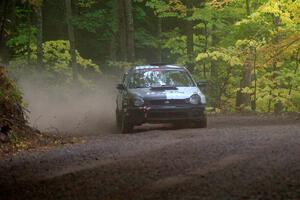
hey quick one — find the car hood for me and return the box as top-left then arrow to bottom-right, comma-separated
128,87 -> 206,103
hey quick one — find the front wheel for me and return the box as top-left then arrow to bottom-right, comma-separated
120,115 -> 134,133
116,109 -> 122,129
192,117 -> 207,128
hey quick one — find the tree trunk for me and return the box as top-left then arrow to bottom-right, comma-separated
124,0 -> 135,62
65,0 -> 78,81
117,0 -> 135,62
110,35 -> 117,61
0,0 -> 9,64
236,0 -> 252,111
36,5 -> 43,68
118,0 -> 127,61
246,0 -> 250,16
0,0 -> 8,43
186,0 -> 194,72
157,17 -> 162,62
9,0 -> 16,31
109,0 -> 118,61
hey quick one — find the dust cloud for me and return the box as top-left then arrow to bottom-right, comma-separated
18,76 -> 119,136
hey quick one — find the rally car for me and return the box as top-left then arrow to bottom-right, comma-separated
116,64 -> 207,133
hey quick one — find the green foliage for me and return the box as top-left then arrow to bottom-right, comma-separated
135,28 -> 159,48
9,40 -> 100,85
6,25 -> 37,55
72,10 -> 107,33
161,28 -> 187,59
196,48 -> 242,67
77,0 -> 97,8
4,0 -> 300,113
26,0 -> 43,7
0,68 -> 24,128
193,0 -> 300,112
41,40 -> 100,73
291,93 -> 300,109
8,131 -> 20,144
0,70 -> 23,106
146,0 -> 187,18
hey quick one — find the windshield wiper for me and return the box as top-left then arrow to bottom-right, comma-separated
150,86 -> 178,90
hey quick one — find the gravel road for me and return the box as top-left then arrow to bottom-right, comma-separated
0,115 -> 300,200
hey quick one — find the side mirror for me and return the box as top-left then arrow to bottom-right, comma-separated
117,83 -> 126,90
196,80 -> 208,87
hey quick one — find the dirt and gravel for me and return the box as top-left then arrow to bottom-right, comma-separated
0,115 -> 300,200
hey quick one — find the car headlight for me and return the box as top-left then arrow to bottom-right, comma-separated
133,97 -> 144,107
189,94 -> 201,105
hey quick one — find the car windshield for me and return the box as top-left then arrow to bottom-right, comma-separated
128,69 -> 195,88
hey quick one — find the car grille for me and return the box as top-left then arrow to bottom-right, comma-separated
147,99 -> 187,106
147,110 -> 187,119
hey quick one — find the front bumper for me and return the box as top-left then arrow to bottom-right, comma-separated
124,104 -> 206,124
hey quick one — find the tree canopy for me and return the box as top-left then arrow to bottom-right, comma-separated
0,0 -> 299,112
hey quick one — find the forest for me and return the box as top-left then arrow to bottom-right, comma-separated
0,0 -> 300,113
1,1 -> 300,198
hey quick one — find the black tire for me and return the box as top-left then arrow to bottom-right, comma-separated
116,109 -> 122,129
198,117 -> 207,128
120,115 -> 134,133
192,116 -> 207,128
173,121 -> 188,129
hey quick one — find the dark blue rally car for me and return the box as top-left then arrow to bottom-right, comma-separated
116,64 -> 207,133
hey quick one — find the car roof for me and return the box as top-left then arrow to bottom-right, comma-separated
131,64 -> 185,71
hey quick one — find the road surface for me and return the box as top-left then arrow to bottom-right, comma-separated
0,115 -> 300,200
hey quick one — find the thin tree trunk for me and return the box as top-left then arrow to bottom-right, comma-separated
240,56 -> 252,106
124,0 -> 135,62
252,47 -> 257,111
36,5 -> 43,68
65,0 -> 78,81
273,16 -> 283,114
210,23 -> 219,108
203,21 -> 208,78
26,3 -> 32,65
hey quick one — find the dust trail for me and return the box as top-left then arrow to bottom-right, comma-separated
18,76 -> 119,135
